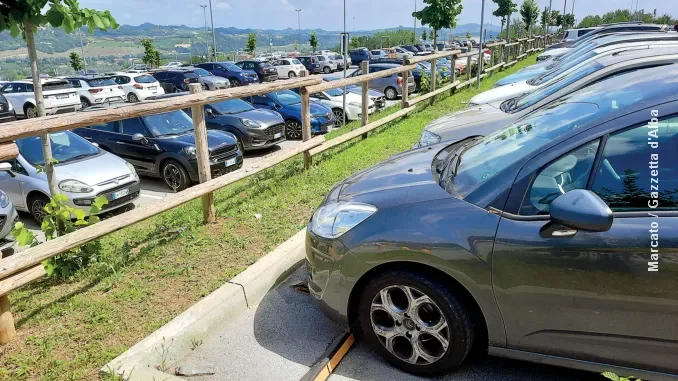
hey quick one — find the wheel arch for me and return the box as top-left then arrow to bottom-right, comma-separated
26,189 -> 50,207
347,261 -> 489,355
22,101 -> 36,114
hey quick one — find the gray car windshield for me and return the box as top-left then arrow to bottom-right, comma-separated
18,131 -> 99,166
194,69 -> 211,77
531,51 -> 597,85
326,88 -> 344,96
143,110 -> 194,137
212,99 -> 255,114
273,90 -> 301,106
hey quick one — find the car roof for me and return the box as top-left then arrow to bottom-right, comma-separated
594,46 -> 678,67
583,31 -> 677,46
66,75 -> 112,80
369,63 -> 400,68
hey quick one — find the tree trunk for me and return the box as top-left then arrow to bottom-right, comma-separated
24,17 -> 59,198
433,29 -> 437,51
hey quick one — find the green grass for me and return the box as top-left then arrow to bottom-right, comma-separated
0,57 -> 537,381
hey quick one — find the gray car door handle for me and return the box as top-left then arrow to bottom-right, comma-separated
552,230 -> 577,237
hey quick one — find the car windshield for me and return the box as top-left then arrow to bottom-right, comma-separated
291,59 -> 302,65
211,99 -> 255,114
326,88 -> 344,96
17,131 -> 99,166
511,62 -> 603,112
134,75 -> 156,83
194,69 -> 211,77
420,61 -> 431,69
530,51 -> 597,85
86,77 -> 116,86
272,90 -> 301,105
142,110 -> 194,137
224,63 -> 241,71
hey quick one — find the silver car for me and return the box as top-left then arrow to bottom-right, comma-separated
0,131 -> 140,222
0,186 -> 19,255
187,67 -> 230,90
346,63 -> 416,100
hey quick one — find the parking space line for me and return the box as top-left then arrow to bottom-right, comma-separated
301,332 -> 355,381
139,193 -> 165,200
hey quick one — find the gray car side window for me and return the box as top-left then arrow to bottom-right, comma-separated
520,139 -> 601,216
121,118 -> 148,137
12,159 -> 28,176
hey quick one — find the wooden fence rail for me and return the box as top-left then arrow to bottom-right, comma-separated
0,35 -> 550,343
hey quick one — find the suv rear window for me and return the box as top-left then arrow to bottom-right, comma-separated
134,75 -> 156,83
183,73 -> 199,79
86,78 -> 116,86
42,81 -> 72,91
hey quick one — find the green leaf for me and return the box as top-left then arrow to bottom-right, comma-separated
46,7 -> 65,27
91,13 -> 105,30
43,261 -> 55,276
93,195 -> 108,209
15,228 -> 36,247
88,215 -> 100,224
9,22 -> 21,38
73,209 -> 86,220
602,372 -> 621,381
62,15 -> 75,33
74,220 -> 89,226
53,193 -> 68,203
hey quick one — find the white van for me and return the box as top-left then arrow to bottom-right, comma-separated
0,79 -> 80,118
561,27 -> 599,42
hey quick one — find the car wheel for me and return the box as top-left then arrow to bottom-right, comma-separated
80,97 -> 92,109
235,136 -> 245,152
161,159 -> 191,192
284,120 -> 303,140
24,104 -> 37,119
230,79 -> 241,87
174,86 -> 183,93
202,83 -> 208,90
384,87 -> 398,100
288,71 -> 297,78
358,270 -> 474,376
128,93 -> 139,102
323,66 -> 331,74
332,108 -> 346,126
29,193 -> 51,223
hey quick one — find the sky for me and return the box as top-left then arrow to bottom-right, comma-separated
79,0 -> 675,31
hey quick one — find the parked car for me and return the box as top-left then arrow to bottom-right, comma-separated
242,90 -> 335,140
317,55 -> 338,74
195,62 -> 259,87
329,54 -> 346,71
73,105 -> 243,191
306,64 -> 678,379
417,49 -> 678,148
0,186 -> 18,255
391,46 -> 411,59
65,76 -> 126,109
322,77 -> 386,111
370,50 -> 388,60
0,94 -> 15,123
350,48 -> 372,66
152,69 -> 200,93
183,67 -> 229,90
347,63 -> 415,100
235,61 -> 279,83
110,72 -> 165,102
298,56 -> 323,74
270,58 -> 306,78
159,61 -> 183,68
544,22 -> 670,52
0,130 -> 139,222
370,58 -> 430,91
156,94 -> 286,151
292,86 -> 375,126
561,27 -> 600,42
0,79 -> 80,118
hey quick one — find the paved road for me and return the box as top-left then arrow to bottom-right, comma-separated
172,267 -> 598,381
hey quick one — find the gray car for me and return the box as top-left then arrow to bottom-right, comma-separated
347,63 -> 416,100
0,131 -> 140,222
0,184 -> 18,255
306,65 -> 678,379
185,67 -> 230,90
418,49 -> 678,148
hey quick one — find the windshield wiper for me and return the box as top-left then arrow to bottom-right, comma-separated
161,129 -> 193,137
62,153 -> 96,163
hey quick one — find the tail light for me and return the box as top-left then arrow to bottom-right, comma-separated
134,84 -> 144,89
88,88 -> 103,93
184,78 -> 190,84
397,77 -> 403,86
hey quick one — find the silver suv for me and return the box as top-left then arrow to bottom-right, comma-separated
347,63 -> 416,100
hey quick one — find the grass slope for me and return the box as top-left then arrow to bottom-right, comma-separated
0,57 -> 537,381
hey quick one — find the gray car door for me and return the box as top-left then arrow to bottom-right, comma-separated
0,159 -> 30,209
491,108 -> 678,373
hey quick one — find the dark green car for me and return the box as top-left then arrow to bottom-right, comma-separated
306,65 -> 678,378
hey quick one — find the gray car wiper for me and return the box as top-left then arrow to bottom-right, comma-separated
61,153 -> 96,163
160,129 -> 193,137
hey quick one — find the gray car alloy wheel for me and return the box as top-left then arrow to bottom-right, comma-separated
370,285 -> 450,365
25,105 -> 37,119
288,71 -> 297,78
285,120 -> 303,139
163,162 -> 184,190
31,197 -> 48,223
323,66 -> 331,74
230,79 -> 241,87
332,109 -> 345,126
384,87 -> 398,100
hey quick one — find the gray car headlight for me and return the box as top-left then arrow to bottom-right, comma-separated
241,118 -> 261,128
418,130 -> 441,147
0,190 -> 9,208
125,161 -> 137,176
310,202 -> 377,239
183,146 -> 197,158
59,179 -> 94,193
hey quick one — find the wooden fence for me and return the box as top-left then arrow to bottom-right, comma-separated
0,35 -> 549,343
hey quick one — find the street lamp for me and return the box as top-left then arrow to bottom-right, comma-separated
296,9 -> 302,53
78,29 -> 88,73
477,0 -> 485,88
208,0 -> 217,61
413,0 -> 417,44
201,5 -> 209,59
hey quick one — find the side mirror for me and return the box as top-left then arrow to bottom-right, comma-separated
267,101 -> 278,109
132,133 -> 148,144
0,162 -> 15,177
205,108 -> 215,118
549,190 -> 613,232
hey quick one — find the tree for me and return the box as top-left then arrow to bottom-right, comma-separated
541,7 -> 551,31
520,0 -> 539,36
309,31 -> 318,54
0,0 -> 118,197
562,13 -> 575,28
68,51 -> 83,72
140,38 -> 160,68
245,33 -> 257,56
465,31 -> 471,39
551,10 -> 562,30
412,0 -> 463,50
492,0 -> 517,40
421,30 -> 428,41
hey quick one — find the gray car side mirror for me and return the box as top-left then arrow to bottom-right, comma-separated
0,162 -> 15,177
132,133 -> 149,144
549,190 -> 613,232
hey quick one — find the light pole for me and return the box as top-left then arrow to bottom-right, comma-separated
477,0 -> 485,88
342,0 -> 347,126
201,5 -> 209,59
296,9 -> 302,52
548,0 -> 553,33
78,29 -> 87,73
208,0 -> 217,61
414,0 -> 417,44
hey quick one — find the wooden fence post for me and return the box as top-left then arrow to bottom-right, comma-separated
467,54 -> 472,81
361,60 -> 370,139
450,53 -> 457,95
188,83 -> 215,224
401,55 -> 410,109
0,294 -> 15,345
430,55 -> 437,105
300,71 -> 312,169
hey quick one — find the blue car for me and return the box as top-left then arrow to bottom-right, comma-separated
195,62 -> 258,87
243,89 -> 335,140
349,47 -> 372,66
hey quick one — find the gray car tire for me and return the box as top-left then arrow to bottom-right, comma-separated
29,193 -> 50,223
284,120 -> 303,140
358,270 -> 474,376
323,66 -> 331,74
161,159 -> 191,192
384,87 -> 398,100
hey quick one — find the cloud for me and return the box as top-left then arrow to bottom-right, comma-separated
215,1 -> 230,9
280,0 -> 295,11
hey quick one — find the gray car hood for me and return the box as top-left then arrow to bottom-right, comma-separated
228,108 -> 283,127
424,102 -> 517,143
54,151 -> 133,186
201,75 -> 227,84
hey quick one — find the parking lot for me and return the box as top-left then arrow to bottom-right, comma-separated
172,267 -> 597,381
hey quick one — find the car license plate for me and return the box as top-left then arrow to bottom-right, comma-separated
111,188 -> 130,200
225,157 -> 237,167
274,132 -> 282,139
56,94 -> 69,99
148,86 -> 157,90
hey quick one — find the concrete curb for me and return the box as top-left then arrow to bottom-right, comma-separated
102,228 -> 307,380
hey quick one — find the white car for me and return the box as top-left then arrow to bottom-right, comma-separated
160,62 -> 183,68
392,47 -> 410,59
271,58 -> 306,78
0,79 -> 80,118
110,72 -> 165,102
309,87 -> 375,126
65,76 -> 126,109
317,55 -> 338,73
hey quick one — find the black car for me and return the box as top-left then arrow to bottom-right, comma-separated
73,105 -> 243,191
235,61 -> 279,83
0,94 -> 16,123
152,70 -> 200,93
